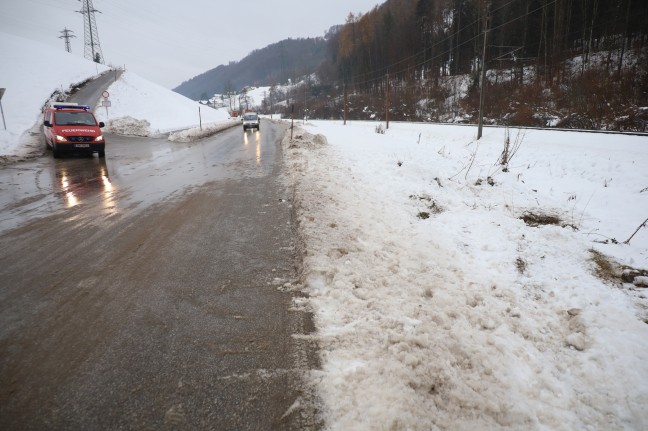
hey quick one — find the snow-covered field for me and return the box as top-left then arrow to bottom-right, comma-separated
2,28 -> 648,430
285,121 -> 648,430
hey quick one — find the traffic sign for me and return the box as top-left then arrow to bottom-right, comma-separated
101,100 -> 111,107
102,90 -> 110,98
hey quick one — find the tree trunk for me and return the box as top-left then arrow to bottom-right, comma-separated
618,0 -> 633,75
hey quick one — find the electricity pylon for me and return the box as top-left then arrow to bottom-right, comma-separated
77,0 -> 104,64
59,28 -> 76,53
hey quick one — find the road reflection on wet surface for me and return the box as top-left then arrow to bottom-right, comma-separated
243,129 -> 263,165
54,158 -> 114,208
0,123 -> 283,233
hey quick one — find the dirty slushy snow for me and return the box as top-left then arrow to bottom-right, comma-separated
285,121 -> 648,430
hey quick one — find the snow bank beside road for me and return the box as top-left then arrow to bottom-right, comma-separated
0,32 -> 109,159
97,71 -> 231,136
168,120 -> 240,142
286,121 -> 648,430
105,116 -> 152,137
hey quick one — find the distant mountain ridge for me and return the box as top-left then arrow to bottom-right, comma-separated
173,37 -> 328,100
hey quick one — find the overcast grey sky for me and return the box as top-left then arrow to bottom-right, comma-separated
0,0 -> 381,88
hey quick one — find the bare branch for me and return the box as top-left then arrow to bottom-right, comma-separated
624,217 -> 648,245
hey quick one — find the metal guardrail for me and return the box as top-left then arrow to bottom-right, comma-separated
378,119 -> 648,137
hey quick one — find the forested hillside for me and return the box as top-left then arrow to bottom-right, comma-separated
173,37 -> 329,100
282,0 -> 648,131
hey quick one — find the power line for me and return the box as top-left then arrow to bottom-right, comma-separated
59,28 -> 76,53
77,0 -> 104,64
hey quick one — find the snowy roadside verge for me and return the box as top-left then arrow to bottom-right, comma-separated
283,123 -> 648,430
168,120 -> 240,142
103,116 -> 239,141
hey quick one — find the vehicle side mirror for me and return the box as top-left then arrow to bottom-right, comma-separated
44,120 -> 51,127
99,122 -> 105,128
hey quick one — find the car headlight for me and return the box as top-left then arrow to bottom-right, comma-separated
55,135 -> 67,142
94,135 -> 104,142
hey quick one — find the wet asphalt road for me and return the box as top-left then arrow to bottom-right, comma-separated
0,122 -> 320,430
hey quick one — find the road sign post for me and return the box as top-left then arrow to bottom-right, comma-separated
101,90 -> 111,119
0,88 -> 6,130
101,99 -> 111,118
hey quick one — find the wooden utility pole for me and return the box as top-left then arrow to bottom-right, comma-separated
477,3 -> 490,140
0,88 -> 6,130
344,84 -> 348,125
385,73 -> 390,130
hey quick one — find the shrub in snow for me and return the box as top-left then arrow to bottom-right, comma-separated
497,127 -> 525,172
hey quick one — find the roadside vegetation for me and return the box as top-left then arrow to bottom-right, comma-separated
267,0 -> 647,132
